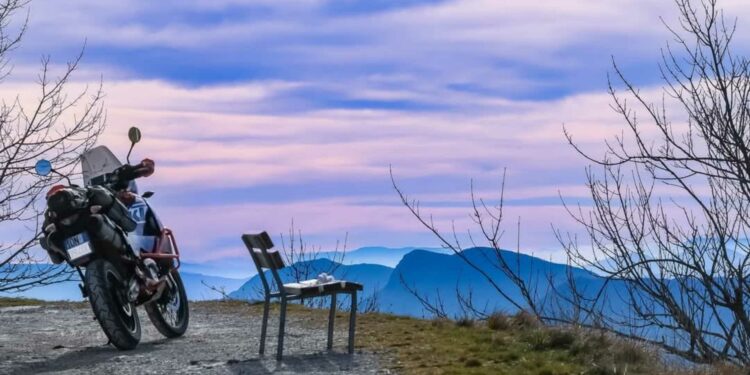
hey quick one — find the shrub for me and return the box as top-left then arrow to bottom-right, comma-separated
455,316 -> 475,328
523,328 -> 577,351
524,329 -> 550,351
464,358 -> 482,367
546,329 -> 576,350
431,317 -> 450,328
569,331 -> 610,359
487,312 -> 512,331
611,340 -> 647,364
512,310 -> 541,329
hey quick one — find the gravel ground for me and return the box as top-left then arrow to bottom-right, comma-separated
0,302 -> 388,374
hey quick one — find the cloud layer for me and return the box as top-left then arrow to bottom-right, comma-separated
4,0 -> 750,262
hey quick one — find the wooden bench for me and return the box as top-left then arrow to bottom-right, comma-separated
242,232 -> 363,360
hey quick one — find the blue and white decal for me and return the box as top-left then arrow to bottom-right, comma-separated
126,200 -> 156,253
128,203 -> 148,223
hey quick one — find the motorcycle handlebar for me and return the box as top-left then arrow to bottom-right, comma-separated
115,158 -> 155,182
107,158 -> 155,190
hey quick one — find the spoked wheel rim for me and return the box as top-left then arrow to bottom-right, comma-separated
106,269 -> 138,334
157,274 -> 187,329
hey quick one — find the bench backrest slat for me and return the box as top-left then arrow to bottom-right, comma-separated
252,250 -> 285,270
241,232 -> 285,295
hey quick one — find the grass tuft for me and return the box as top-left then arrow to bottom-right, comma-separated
455,316 -> 475,328
486,312 -> 512,331
546,329 -> 577,350
511,310 -> 541,329
430,317 -> 450,328
464,358 -> 482,367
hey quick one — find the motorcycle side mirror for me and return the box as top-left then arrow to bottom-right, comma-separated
35,159 -> 52,176
126,126 -> 142,164
128,127 -> 142,144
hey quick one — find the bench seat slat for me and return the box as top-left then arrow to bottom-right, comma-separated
283,279 -> 363,297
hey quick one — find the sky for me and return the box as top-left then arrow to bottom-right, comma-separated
4,0 -> 750,264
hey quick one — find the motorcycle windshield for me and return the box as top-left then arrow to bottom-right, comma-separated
80,146 -> 138,192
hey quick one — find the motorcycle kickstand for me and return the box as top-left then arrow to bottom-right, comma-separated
75,266 -> 89,299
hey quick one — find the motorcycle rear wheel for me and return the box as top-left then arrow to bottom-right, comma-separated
86,259 -> 142,350
145,269 -> 189,338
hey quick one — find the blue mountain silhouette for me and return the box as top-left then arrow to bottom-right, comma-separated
319,246 -> 450,267
0,264 -> 249,301
377,247 -> 594,317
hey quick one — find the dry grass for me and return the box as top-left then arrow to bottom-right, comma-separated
486,312 -> 512,331
511,310 -> 541,329
0,297 -> 45,307
356,311 -> 641,375
455,316 -> 476,328
353,308 -> 746,375
153,300 -> 750,374
659,362 -> 746,375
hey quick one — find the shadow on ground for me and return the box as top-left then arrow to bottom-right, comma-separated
7,339 -> 171,375
226,352 -> 360,374
9,343 -> 365,375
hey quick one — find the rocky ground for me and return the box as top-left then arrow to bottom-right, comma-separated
0,301 -> 388,374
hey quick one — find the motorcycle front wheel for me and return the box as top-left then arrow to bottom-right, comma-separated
85,258 -> 142,350
145,269 -> 189,338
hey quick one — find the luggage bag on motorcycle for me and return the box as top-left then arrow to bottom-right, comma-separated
47,186 -> 88,218
87,186 -> 137,232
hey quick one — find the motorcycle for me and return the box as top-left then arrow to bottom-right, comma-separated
36,126 -> 189,350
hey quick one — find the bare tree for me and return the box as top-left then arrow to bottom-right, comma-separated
560,0 -> 750,365
0,0 -> 105,293
278,220 -> 349,309
279,219 -> 347,288
399,272 -> 490,320
390,168 -> 550,320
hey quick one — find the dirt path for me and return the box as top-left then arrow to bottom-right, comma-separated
0,302 -> 388,374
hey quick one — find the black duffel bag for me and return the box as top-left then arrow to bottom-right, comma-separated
87,186 -> 136,232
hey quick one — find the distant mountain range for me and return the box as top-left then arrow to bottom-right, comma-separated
319,246 -> 450,268
0,267 -> 249,302
181,259 -> 255,280
180,273 -> 250,300
224,246 -> 596,319
1,246 -> 441,302
377,248 -> 593,317
2,246 -> 597,320
180,246 -> 449,280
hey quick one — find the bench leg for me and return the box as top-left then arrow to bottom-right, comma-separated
327,293 -> 337,350
277,297 -> 287,361
259,297 -> 270,356
348,291 -> 357,354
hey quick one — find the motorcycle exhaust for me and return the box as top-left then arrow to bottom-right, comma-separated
133,259 -> 170,304
142,275 -> 170,305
